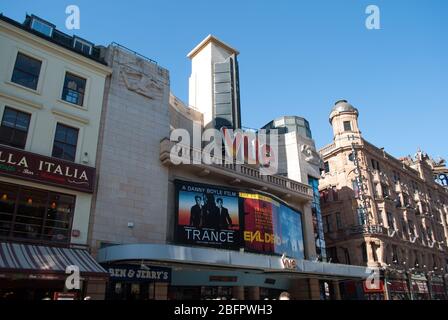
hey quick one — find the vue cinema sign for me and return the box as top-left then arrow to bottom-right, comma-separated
0,144 -> 95,193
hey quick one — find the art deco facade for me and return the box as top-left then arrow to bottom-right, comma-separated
319,100 -> 448,300
91,36 -> 369,300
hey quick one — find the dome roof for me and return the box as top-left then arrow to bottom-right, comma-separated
329,100 -> 358,123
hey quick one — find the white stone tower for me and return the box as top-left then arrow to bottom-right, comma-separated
188,35 -> 241,129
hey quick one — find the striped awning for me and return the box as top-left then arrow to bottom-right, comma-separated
0,242 -> 107,276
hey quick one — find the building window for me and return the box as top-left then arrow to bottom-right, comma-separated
408,220 -> 415,237
427,228 -> 433,241
411,181 -> 419,193
331,187 -> 338,201
403,193 -> 410,207
395,196 -> 402,208
371,159 -> 381,172
387,212 -> 395,230
323,215 -> 332,233
327,247 -> 339,263
335,212 -> 343,230
420,225 -> 426,245
361,243 -> 368,263
343,248 -> 351,264
352,180 -> 360,198
0,182 -> 75,243
52,123 -> 79,162
348,152 -> 355,162
73,37 -> 93,55
377,210 -> 384,226
324,161 -> 330,173
401,218 -> 408,236
0,107 -> 31,149
357,208 -> 366,226
30,16 -> 54,36
371,243 -> 378,262
392,245 -> 399,263
304,120 -> 312,139
62,72 -> 86,106
381,183 -> 389,198
343,121 -> 352,132
11,53 -> 42,90
393,171 -> 400,183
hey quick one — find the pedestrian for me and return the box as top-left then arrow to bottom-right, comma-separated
279,291 -> 291,300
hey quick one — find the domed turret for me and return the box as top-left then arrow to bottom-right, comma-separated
329,99 -> 362,147
329,100 -> 359,124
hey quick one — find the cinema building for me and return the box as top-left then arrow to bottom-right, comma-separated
91,35 -> 371,300
0,14 -> 111,300
319,100 -> 448,300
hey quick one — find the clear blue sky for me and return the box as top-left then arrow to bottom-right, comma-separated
2,0 -> 447,160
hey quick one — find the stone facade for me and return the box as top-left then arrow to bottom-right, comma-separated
319,100 -> 448,299
89,44 -> 171,253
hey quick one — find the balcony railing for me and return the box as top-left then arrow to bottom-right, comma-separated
160,138 -> 313,199
319,142 -> 336,155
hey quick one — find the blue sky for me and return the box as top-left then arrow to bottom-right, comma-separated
2,0 -> 447,160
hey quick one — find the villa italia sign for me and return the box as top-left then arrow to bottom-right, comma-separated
0,144 -> 95,193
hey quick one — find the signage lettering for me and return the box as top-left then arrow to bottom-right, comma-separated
186,228 -> 234,243
0,145 -> 95,193
104,264 -> 171,282
281,254 -> 297,270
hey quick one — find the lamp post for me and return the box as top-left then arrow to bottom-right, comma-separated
381,266 -> 390,300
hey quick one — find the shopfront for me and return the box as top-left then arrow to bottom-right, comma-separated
167,266 -> 291,300
0,145 -> 104,299
363,279 -> 385,300
0,242 -> 108,300
103,264 -> 171,300
0,144 -> 95,245
387,278 -> 410,300
410,274 -> 430,300
428,276 -> 446,300
97,242 -> 372,300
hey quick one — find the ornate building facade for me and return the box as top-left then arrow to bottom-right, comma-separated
319,100 -> 448,300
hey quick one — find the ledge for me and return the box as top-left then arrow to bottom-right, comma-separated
51,107 -> 90,124
0,90 -> 43,109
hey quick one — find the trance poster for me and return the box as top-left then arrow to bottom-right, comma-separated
175,180 -> 241,249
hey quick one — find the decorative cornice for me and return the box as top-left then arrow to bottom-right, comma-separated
187,34 -> 239,59
0,90 -> 43,109
51,107 -> 90,125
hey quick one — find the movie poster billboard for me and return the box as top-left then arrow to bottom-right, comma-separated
275,204 -> 305,260
175,180 -> 241,249
241,192 -> 304,260
240,193 -> 276,254
174,180 -> 304,259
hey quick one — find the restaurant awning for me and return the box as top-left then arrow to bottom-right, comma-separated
0,242 -> 107,277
